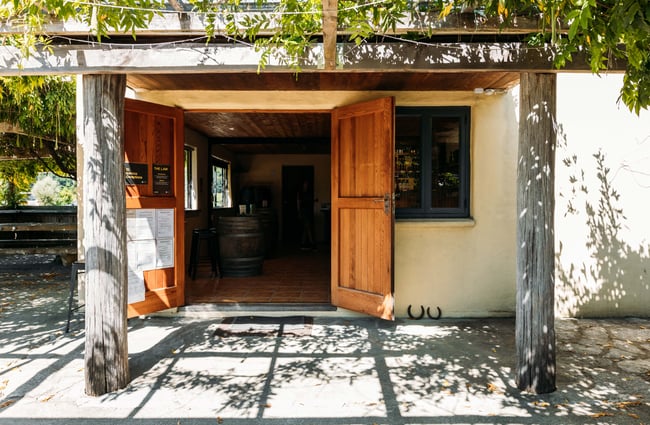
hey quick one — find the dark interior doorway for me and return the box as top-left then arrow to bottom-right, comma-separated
281,166 -> 314,247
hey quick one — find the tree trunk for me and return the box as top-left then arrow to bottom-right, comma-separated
516,72 -> 557,394
80,74 -> 129,396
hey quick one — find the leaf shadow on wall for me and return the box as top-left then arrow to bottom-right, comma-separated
556,138 -> 650,317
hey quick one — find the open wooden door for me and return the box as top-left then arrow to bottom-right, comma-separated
124,98 -> 185,318
331,97 -> 395,320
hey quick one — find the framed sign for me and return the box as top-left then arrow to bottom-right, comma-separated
152,164 -> 171,195
125,163 -> 148,185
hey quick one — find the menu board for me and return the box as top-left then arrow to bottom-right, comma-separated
126,208 -> 175,303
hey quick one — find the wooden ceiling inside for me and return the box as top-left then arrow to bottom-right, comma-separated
185,111 -> 331,154
128,71 -> 520,154
128,71 -> 519,92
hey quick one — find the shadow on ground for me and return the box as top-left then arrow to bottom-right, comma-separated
0,255 -> 648,424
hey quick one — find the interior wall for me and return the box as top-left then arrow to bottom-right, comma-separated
235,154 -> 331,243
183,127 -> 211,266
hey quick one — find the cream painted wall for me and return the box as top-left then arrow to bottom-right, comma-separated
138,89 -> 520,318
138,79 -> 649,319
555,74 -> 650,318
394,92 -> 519,318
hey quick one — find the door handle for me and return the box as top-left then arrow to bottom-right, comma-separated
373,194 -> 391,215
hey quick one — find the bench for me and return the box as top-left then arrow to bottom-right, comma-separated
0,207 -> 78,265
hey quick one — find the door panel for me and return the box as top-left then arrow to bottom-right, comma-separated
124,98 -> 185,318
331,97 -> 395,320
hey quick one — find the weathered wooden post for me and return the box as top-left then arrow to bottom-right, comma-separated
79,74 -> 130,396
75,79 -> 85,303
516,72 -> 557,393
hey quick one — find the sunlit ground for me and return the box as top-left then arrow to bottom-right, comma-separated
0,264 -> 648,425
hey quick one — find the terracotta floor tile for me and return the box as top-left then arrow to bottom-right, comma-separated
186,248 -> 330,305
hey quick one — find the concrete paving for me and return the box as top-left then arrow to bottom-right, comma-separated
0,256 -> 649,424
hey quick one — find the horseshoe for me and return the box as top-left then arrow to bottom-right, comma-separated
427,306 -> 442,320
407,304 -> 425,320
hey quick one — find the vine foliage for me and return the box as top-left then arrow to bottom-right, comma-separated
0,75 -> 76,206
1,0 -> 648,113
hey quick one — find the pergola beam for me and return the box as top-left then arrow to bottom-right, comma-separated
0,42 -> 626,76
0,10 -> 546,38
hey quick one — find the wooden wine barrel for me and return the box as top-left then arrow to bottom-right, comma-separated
217,216 -> 265,277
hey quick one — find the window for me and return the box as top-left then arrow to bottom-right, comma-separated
184,146 -> 197,210
211,157 -> 231,209
395,107 -> 470,218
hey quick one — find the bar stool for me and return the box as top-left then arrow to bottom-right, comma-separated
188,228 -> 219,279
66,261 -> 85,333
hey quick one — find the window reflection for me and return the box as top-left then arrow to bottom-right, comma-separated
395,115 -> 422,209
431,117 -> 460,208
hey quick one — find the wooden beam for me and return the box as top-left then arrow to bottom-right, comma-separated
0,42 -> 626,76
322,0 -> 338,70
210,137 -> 329,144
80,74 -> 129,396
515,72 -> 557,394
0,12 -> 545,38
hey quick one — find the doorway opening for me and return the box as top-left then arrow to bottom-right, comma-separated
282,165 -> 314,249
184,111 -> 332,306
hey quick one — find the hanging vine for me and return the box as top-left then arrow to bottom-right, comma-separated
0,76 -> 77,179
1,0 -> 648,112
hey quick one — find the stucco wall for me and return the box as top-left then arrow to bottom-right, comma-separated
137,89 -> 521,318
394,92 -> 519,318
555,74 -> 650,318
137,80 -> 649,319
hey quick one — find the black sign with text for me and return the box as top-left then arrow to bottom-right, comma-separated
125,163 -> 148,185
152,164 -> 171,195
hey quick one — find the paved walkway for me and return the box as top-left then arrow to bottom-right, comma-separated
0,256 -> 648,424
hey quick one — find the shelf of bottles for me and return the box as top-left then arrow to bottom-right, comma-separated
395,141 -> 421,209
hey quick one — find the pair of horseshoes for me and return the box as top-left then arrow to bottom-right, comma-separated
407,305 -> 441,320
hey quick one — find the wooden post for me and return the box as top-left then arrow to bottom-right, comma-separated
516,72 -> 557,394
79,74 -> 130,396
322,0 -> 337,70
75,77 -> 86,302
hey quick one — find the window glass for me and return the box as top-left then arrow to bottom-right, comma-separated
395,115 -> 422,209
395,107 -> 470,218
431,117 -> 461,209
184,147 -> 196,210
211,158 -> 231,208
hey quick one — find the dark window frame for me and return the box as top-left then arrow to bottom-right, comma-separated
183,146 -> 196,211
395,106 -> 471,219
210,156 -> 231,209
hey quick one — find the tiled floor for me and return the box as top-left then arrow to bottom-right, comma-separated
186,247 -> 331,304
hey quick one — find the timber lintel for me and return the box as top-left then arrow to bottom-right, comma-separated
0,42 -> 626,76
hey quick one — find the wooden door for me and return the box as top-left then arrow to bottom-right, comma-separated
124,98 -> 185,318
331,97 -> 395,320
